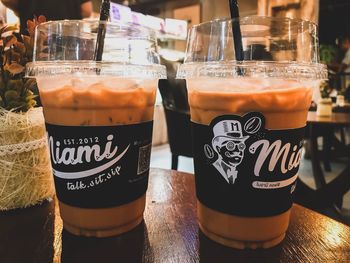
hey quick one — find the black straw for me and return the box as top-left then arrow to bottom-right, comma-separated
229,0 -> 244,61
94,0 -> 110,61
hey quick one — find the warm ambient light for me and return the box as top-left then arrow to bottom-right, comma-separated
322,219 -> 348,247
6,8 -> 18,25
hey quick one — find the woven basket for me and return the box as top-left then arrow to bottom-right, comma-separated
0,107 -> 54,210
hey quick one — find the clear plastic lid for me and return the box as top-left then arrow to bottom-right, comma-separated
26,20 -> 166,79
177,16 -> 327,80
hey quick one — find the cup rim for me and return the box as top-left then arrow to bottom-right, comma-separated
191,15 -> 318,30
177,61 -> 328,80
26,61 -> 167,79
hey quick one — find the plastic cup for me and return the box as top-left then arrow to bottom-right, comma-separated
177,16 -> 327,249
26,20 -> 166,237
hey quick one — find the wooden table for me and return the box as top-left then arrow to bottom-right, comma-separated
1,168 -> 350,263
309,103 -> 350,114
308,111 -> 350,125
333,104 -> 350,113
307,111 -> 350,171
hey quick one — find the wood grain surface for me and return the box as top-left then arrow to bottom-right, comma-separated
0,168 -> 350,263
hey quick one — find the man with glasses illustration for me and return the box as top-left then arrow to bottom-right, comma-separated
211,120 -> 249,184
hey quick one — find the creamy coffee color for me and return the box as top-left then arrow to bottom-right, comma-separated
38,77 -> 157,237
187,78 -> 313,249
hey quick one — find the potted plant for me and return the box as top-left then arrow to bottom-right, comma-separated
317,81 -> 333,117
0,16 -> 54,210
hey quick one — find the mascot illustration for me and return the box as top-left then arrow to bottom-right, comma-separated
210,120 -> 249,184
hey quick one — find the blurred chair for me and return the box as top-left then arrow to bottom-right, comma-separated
158,57 -> 192,170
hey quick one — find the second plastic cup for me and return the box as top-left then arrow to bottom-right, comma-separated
26,20 -> 166,237
178,16 -> 327,249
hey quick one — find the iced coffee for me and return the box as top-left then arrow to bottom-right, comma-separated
38,77 -> 157,237
26,20 -> 166,237
188,78 -> 313,248
178,16 -> 327,248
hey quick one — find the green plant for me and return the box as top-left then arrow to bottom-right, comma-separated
319,44 -> 337,64
319,81 -> 333,99
0,16 -> 46,112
